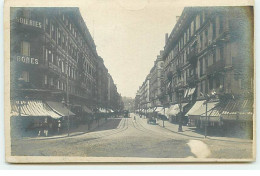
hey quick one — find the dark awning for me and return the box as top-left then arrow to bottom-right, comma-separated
11,100 -> 61,119
46,101 -> 75,116
82,105 -> 93,114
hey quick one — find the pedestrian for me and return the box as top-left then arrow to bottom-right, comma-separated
57,120 -> 61,134
43,118 -> 49,137
38,122 -> 43,137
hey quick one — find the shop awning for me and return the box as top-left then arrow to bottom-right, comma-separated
221,99 -> 253,121
11,100 -> 61,119
154,107 -> 163,112
189,101 -> 219,116
167,103 -> 188,116
187,88 -> 196,96
82,105 -> 93,114
185,100 -> 205,116
158,108 -> 168,115
46,101 -> 75,116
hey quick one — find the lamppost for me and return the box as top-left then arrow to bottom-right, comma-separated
62,97 -> 70,137
177,89 -> 183,132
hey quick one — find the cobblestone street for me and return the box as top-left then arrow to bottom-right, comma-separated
11,114 -> 253,159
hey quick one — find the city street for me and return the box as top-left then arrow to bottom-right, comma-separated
11,114 -> 253,159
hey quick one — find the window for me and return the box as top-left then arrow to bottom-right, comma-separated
191,21 -> 194,36
61,61 -> 64,73
213,51 -> 216,64
57,80 -> 60,89
200,59 -> 203,76
200,34 -> 203,49
209,77 -> 213,90
193,19 -> 196,33
215,77 -> 220,88
212,19 -> 216,39
219,15 -> 224,33
205,56 -> 208,71
205,29 -> 208,46
21,71 -> 29,82
220,47 -> 224,60
21,41 -> 30,56
200,13 -> 203,26
44,75 -> 48,85
50,77 -> 53,86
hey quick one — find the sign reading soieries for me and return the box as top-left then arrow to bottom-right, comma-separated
16,55 -> 39,65
16,17 -> 42,28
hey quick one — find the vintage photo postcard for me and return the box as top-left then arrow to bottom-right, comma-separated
4,0 -> 255,163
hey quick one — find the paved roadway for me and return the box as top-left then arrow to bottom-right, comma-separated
11,113 -> 253,159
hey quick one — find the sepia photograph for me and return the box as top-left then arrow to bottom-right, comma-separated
4,0 -> 255,163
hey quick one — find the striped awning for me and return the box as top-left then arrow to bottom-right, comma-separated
186,100 -> 205,116
46,101 -> 75,116
167,103 -> 188,116
11,100 -> 61,119
190,101 -> 219,116
221,99 -> 253,121
154,107 -> 163,112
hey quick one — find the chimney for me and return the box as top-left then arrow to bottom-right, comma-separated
165,33 -> 168,45
176,16 -> 180,22
160,50 -> 164,56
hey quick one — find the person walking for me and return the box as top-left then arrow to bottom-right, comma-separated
57,120 -> 61,134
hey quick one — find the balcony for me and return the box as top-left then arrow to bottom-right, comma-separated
48,62 -> 61,75
206,60 -> 225,76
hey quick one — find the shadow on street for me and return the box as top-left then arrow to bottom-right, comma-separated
92,118 -> 122,132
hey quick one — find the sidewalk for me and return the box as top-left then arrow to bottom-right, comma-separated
139,115 -> 252,143
22,118 -> 108,140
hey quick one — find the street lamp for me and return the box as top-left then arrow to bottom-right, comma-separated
61,97 -> 70,137
178,89 -> 183,132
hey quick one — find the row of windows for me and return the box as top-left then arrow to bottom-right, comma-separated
199,47 -> 224,76
43,74 -> 95,96
165,12 -> 225,65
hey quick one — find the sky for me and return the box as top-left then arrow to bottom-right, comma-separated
80,0 -> 184,98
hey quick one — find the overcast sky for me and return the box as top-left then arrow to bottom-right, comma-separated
80,0 -> 184,98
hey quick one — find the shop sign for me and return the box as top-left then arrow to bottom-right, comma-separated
16,17 -> 42,29
16,55 -> 39,65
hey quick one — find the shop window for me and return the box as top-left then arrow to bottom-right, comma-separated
21,41 -> 30,56
21,71 -> 29,82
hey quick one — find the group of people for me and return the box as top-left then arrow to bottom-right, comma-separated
37,118 -> 61,137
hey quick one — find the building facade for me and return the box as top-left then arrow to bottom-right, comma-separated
11,7 -> 122,116
149,51 -> 164,108
135,7 -> 253,136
